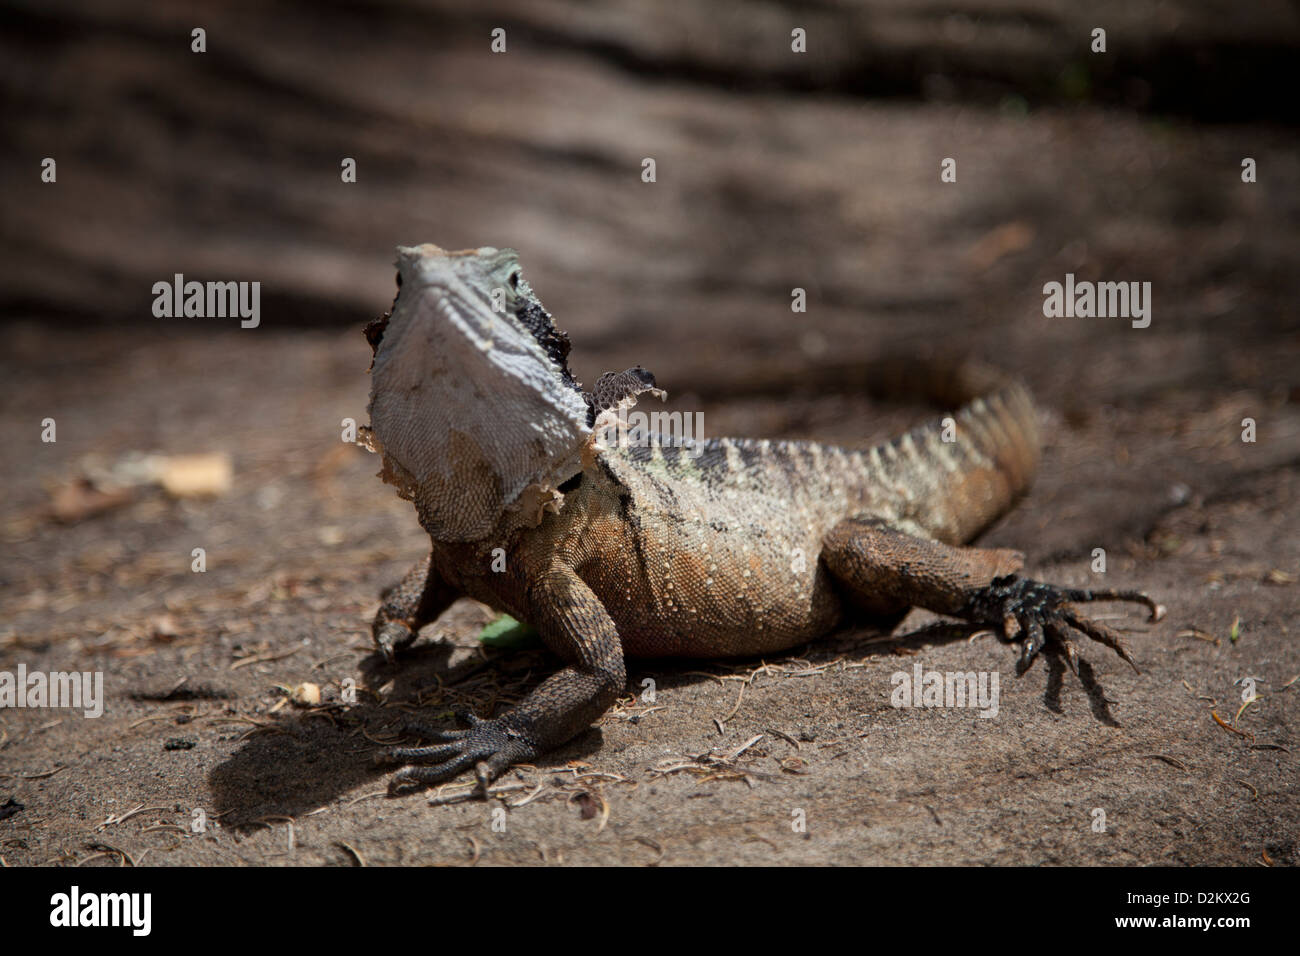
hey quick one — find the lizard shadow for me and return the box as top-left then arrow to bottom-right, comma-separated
614,616 -> 1120,753
208,618 -> 1122,826
206,639 -> 603,830
881,619 -> 1121,725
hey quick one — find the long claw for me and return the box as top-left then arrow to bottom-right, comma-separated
1062,587 -> 1164,622
389,753 -> 480,794
1017,619 -> 1046,675
1063,610 -> 1142,675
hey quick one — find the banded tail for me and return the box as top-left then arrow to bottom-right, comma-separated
854,360 -> 1041,546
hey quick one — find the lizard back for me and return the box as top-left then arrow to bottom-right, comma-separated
550,382 -> 1040,657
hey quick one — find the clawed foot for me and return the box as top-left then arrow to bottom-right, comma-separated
967,576 -> 1165,676
374,712 -> 537,795
373,621 -> 417,663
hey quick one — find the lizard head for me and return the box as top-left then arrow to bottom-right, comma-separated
365,244 -> 591,542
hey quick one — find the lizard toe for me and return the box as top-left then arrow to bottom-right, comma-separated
1015,619 -> 1047,675
474,750 -> 518,794
388,753 -> 480,794
1061,608 -> 1142,674
1061,586 -> 1165,623
380,714 -> 538,795
379,743 -> 464,766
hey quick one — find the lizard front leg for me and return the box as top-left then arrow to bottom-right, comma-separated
376,565 -> 627,795
822,518 -> 1164,675
372,551 -> 460,661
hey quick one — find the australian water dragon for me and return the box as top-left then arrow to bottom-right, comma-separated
361,244 -> 1164,794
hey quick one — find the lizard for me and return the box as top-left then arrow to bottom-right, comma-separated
361,243 -> 1164,795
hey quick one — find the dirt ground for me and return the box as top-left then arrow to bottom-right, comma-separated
1,308 -> 1296,865
1,0 -> 1297,865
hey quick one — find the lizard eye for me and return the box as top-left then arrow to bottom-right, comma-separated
509,269 -> 520,289
394,271 -> 402,289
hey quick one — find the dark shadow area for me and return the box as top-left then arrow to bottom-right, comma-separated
877,618 -> 1123,725
207,638 -> 610,828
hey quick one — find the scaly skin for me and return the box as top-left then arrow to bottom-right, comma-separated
362,245 -> 1164,794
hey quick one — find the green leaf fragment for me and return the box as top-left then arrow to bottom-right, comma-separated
476,614 -> 541,648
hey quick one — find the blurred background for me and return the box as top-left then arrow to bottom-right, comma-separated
0,1 -> 1298,864
4,1 -> 1298,332
3,0 -> 1297,545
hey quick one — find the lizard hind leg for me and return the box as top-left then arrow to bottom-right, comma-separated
822,517 -> 1025,618
821,518 -> 1163,676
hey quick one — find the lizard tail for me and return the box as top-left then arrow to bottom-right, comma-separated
858,361 -> 1042,546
